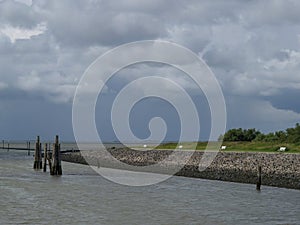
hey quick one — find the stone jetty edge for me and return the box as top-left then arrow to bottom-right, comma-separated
61,148 -> 300,189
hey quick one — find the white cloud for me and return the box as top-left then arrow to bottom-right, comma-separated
17,70 -> 77,103
228,49 -> 300,97
263,49 -> 300,71
17,71 -> 40,90
0,22 -> 46,43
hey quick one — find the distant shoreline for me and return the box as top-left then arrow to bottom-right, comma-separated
61,148 -> 300,190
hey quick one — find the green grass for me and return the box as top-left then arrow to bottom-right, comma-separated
154,141 -> 300,153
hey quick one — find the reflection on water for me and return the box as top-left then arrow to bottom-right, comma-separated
0,150 -> 299,225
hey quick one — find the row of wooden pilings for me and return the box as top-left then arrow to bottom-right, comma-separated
33,135 -> 62,176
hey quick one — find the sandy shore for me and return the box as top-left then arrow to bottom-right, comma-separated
61,148 -> 300,189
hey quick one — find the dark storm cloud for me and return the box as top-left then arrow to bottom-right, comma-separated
264,89 -> 300,114
0,0 -> 300,140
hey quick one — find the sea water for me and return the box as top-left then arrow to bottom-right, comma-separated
0,150 -> 299,225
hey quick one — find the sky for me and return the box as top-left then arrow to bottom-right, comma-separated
0,0 -> 300,142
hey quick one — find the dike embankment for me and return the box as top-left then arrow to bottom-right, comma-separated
61,148 -> 300,189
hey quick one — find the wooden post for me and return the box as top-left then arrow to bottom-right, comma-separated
50,143 -> 55,175
46,143 -> 52,173
39,142 -> 42,168
47,148 -> 52,173
27,141 -> 30,156
43,143 -> 47,172
256,166 -> 262,191
7,142 -> 9,152
33,136 -> 42,170
51,135 -> 62,176
2,140 -> 4,148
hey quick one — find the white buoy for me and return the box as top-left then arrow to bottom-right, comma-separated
179,145 -> 183,149
143,144 -> 147,148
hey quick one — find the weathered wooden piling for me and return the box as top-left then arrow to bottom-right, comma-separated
51,135 -> 62,175
2,140 -> 4,148
256,166 -> 262,191
43,143 -> 48,172
47,152 -> 52,171
27,141 -> 30,156
33,136 -> 42,170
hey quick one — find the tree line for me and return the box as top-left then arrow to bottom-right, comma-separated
220,123 -> 300,143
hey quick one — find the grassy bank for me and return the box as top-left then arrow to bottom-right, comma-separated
155,141 -> 300,153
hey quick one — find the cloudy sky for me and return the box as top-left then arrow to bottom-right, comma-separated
0,0 -> 300,142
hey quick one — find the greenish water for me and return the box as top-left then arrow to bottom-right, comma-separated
0,150 -> 300,225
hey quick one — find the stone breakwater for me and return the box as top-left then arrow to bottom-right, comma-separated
61,148 -> 300,189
